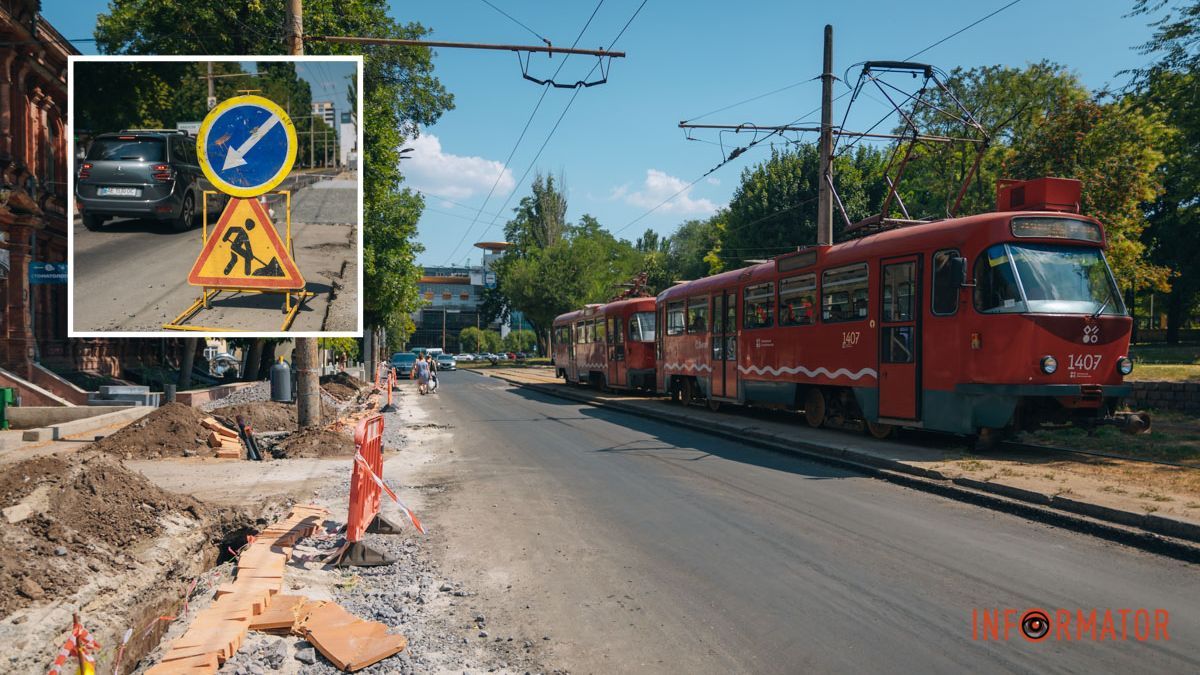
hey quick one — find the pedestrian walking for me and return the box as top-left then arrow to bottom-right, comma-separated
412,354 -> 431,394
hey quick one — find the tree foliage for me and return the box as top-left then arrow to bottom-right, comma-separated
503,329 -> 537,353
897,62 -> 1089,217
1006,96 -> 1171,292
715,145 -> 889,270
93,0 -> 454,338
494,177 -> 641,352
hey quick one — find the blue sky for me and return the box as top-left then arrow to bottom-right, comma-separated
47,1 -> 1158,267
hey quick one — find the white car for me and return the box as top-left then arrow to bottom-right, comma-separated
456,353 -> 475,361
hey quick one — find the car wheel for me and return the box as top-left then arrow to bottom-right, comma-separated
83,213 -> 106,231
171,193 -> 196,232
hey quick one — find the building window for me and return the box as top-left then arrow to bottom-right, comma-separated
424,292 -> 434,301
822,263 -> 869,322
460,293 -> 470,300
743,283 -> 774,329
442,292 -> 452,300
666,301 -> 686,336
779,274 -> 816,326
686,297 -> 709,333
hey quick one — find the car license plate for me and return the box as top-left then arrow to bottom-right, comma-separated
97,187 -> 140,197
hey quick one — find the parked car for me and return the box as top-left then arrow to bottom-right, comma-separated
455,353 -> 475,362
390,352 -> 417,379
506,352 -> 517,360
515,352 -> 529,360
436,354 -> 457,371
76,129 -> 224,232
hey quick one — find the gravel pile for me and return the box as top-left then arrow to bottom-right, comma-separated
202,381 -> 350,415
216,407 -> 552,675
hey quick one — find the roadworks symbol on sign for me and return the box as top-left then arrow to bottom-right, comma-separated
187,198 -> 304,290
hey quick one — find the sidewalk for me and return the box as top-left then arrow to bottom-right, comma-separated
474,367 -> 1200,550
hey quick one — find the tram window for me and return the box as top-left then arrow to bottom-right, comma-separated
614,317 -> 625,345
822,263 -> 869,322
779,274 -> 817,326
882,326 -> 915,363
743,283 -> 774,329
596,318 -> 607,343
686,297 -> 709,333
932,249 -> 961,316
630,311 -> 656,342
973,245 -> 1024,313
882,262 -> 915,322
666,301 -> 686,336
725,293 -> 737,359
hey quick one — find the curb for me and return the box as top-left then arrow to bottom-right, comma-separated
470,370 -> 1200,563
20,405 -> 153,442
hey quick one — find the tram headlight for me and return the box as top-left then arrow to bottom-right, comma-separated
1040,355 -> 1058,374
1117,356 -> 1134,375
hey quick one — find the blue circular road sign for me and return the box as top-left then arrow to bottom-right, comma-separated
196,95 -> 297,198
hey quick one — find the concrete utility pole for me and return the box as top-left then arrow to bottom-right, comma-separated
286,0 -> 304,56
817,24 -> 834,247
287,0 -> 320,430
207,62 -> 215,110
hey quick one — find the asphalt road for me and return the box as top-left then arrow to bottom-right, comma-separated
71,172 -> 357,333
414,371 -> 1200,674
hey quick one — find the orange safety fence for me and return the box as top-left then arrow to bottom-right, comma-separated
345,413 -> 425,540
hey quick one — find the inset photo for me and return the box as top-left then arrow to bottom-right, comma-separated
68,55 -> 362,336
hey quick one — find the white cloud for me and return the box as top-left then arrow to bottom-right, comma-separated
400,134 -> 514,200
616,169 -> 718,216
705,177 -> 720,186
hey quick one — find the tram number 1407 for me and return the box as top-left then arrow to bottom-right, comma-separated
1067,353 -> 1103,373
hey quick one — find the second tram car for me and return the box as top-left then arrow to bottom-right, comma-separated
553,297 -> 657,391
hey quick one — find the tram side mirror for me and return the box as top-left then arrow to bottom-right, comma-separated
949,255 -> 970,287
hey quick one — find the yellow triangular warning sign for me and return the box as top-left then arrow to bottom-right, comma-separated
188,198 -> 305,290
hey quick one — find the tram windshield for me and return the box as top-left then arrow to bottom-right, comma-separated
974,243 -> 1124,315
630,311 -> 656,342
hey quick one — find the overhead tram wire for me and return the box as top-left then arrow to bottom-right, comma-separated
441,0 -> 608,265
480,0 -> 553,46
616,1 -> 1023,235
472,0 -> 651,242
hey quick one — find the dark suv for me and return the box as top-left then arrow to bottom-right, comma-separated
75,130 -> 224,232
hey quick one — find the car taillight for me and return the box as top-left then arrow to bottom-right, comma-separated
78,163 -> 92,179
152,164 -> 173,181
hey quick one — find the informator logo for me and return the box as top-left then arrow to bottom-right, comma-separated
197,95 -> 297,198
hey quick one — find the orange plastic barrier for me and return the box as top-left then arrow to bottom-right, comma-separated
346,415 -> 385,543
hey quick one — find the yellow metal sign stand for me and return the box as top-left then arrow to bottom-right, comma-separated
163,191 -> 314,331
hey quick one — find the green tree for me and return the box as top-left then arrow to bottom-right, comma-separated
494,176 -> 641,354
319,337 -> 360,361
896,62 -> 1089,217
717,145 -> 888,269
481,329 -> 504,353
94,0 -> 454,340
1129,2 -> 1200,341
459,326 -> 485,352
1006,95 -> 1171,292
503,329 -> 537,352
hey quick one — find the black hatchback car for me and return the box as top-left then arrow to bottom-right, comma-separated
76,130 -> 225,232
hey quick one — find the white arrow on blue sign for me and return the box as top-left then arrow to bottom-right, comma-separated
196,95 -> 297,198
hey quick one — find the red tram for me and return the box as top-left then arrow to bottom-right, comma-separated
657,178 -> 1140,439
552,297 -> 657,391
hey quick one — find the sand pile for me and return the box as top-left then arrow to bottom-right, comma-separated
320,372 -> 370,401
209,400 -> 336,432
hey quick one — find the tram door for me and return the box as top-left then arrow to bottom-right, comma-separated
878,256 -> 920,419
711,292 -> 738,399
607,315 -> 626,388
568,322 -> 579,383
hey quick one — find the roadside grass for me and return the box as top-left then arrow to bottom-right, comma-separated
1126,343 -> 1200,381
1021,418 -> 1200,466
1129,342 -> 1200,364
1126,363 -> 1200,381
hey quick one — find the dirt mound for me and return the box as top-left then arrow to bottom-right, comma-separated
320,372 -> 369,401
321,371 -> 368,390
0,452 -> 204,617
89,402 -> 211,458
209,400 -> 337,432
269,428 -> 356,458
321,381 -> 358,401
